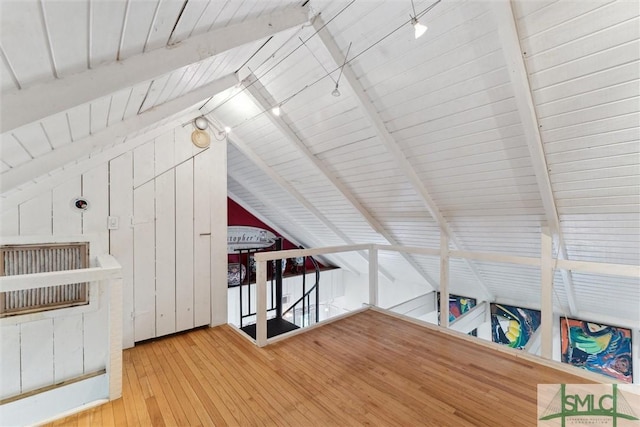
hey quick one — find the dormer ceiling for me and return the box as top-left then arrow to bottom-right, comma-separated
1,0 -> 638,325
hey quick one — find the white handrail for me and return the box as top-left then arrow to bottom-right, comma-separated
252,242 -> 639,348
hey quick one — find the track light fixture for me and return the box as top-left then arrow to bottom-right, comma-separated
411,16 -> 428,38
272,105 -> 281,116
410,0 -> 428,39
332,42 -> 352,97
224,126 -> 231,134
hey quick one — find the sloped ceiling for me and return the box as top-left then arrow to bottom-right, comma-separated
0,0 -> 638,325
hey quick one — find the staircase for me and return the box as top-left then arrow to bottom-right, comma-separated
231,240 -> 320,340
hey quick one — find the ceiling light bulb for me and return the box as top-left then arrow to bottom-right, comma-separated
331,85 -> 341,97
224,126 -> 231,133
411,17 -> 427,39
194,116 -> 208,130
272,105 -> 281,116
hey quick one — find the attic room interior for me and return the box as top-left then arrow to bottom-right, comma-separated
0,0 -> 639,425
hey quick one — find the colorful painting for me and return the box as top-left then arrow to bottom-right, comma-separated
560,319 -> 632,383
437,293 -> 478,336
491,304 -> 541,349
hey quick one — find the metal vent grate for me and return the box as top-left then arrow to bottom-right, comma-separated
0,243 -> 89,317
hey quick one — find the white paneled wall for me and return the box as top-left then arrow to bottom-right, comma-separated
0,165 -> 112,399
106,126 -> 217,345
1,126 -> 217,360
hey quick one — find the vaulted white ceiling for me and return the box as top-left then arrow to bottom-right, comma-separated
1,0 -> 638,325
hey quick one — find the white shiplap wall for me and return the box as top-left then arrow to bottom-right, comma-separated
0,166 -> 109,399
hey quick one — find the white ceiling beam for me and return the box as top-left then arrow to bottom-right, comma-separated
0,6 -> 309,133
241,73 -> 439,289
1,74 -> 237,194
493,0 -> 577,316
1,116 -> 187,211
224,130 -> 396,282
313,17 -> 495,300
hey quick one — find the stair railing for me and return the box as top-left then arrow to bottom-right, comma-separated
282,254 -> 321,328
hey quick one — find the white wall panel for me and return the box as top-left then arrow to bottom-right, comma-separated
133,180 -> 155,342
53,314 -> 84,382
0,208 -> 19,237
0,324 -> 21,399
19,192 -> 52,236
20,319 -> 54,393
154,130 -> 175,176
133,140 -> 155,187
155,170 -> 176,336
83,288 -> 108,373
174,125 -> 193,164
82,164 -> 109,254
175,160 -> 195,332
52,178 -> 82,236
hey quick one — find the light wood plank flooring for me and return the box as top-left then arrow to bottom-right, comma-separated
49,309 -> 594,426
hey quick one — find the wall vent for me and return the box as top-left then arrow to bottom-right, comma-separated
0,243 -> 89,317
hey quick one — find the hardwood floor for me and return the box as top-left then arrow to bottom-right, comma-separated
49,309 -> 595,426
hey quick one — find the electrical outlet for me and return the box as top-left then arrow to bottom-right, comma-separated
108,216 -> 119,230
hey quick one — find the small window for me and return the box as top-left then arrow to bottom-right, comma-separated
0,242 -> 90,317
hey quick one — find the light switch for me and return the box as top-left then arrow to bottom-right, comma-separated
108,216 -> 119,230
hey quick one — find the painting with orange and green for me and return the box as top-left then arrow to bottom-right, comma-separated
561,318 -> 632,383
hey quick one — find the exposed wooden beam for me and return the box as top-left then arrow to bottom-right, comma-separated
0,74 -> 237,194
241,72 -> 439,289
493,0 -> 578,316
313,17 -> 495,300
0,6 -> 309,133
225,130 -> 396,282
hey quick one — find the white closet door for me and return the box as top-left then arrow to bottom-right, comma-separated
155,170 -> 176,337
133,180 -> 155,342
175,160 -> 195,332
194,151 -> 211,327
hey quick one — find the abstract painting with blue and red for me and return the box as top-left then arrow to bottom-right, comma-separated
560,318 -> 632,383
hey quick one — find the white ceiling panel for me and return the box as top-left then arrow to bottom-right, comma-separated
0,0 -> 53,87
0,0 -> 637,327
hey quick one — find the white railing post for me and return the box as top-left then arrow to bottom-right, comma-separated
108,277 -> 123,400
540,226 -> 553,359
439,232 -> 450,328
368,245 -> 378,306
256,259 -> 267,347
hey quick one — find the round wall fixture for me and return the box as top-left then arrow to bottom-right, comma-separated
194,116 -> 209,130
191,129 -> 211,148
72,197 -> 89,211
